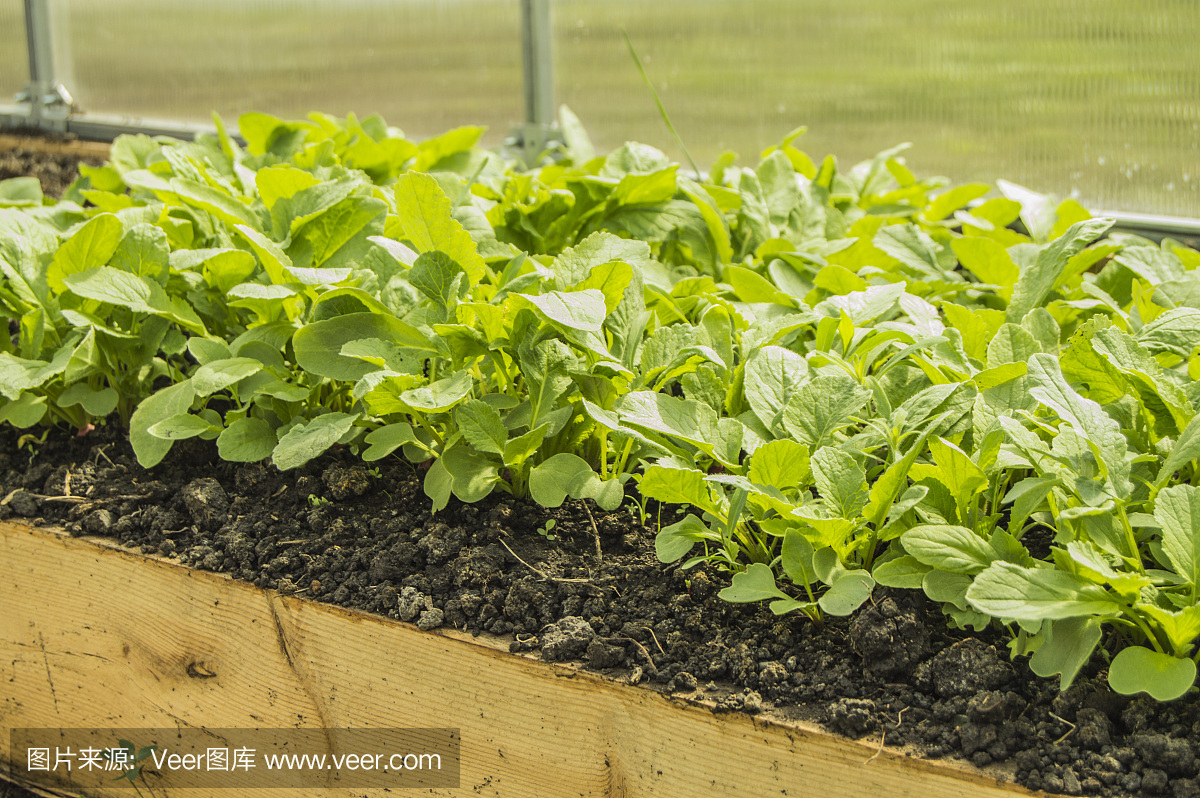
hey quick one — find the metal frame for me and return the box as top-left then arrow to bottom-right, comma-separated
516,0 -> 556,160
3,0 -> 1197,237
15,0 -> 74,130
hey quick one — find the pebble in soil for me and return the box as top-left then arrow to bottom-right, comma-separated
3,423 -> 1200,798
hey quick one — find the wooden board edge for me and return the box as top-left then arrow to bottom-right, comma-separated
0,134 -> 111,159
0,520 -> 1042,798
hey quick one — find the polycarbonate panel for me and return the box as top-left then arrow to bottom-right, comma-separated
61,0 -> 523,144
0,2 -> 28,102
557,0 -> 1200,218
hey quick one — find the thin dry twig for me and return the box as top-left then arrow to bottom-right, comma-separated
1,489 -> 86,505
498,539 -> 607,589
646,626 -> 667,657
583,501 -> 602,562
602,635 -> 654,666
1049,711 -> 1077,745
864,729 -> 887,765
93,445 -> 115,467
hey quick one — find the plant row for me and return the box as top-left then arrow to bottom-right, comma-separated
2,110 -> 1200,701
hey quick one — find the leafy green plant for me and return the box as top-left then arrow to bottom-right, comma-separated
5,106 -> 1200,702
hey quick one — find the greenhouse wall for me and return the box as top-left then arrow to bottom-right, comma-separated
2,0 -> 1198,218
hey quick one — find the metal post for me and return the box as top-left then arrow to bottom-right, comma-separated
17,0 -> 74,129
519,0 -> 555,159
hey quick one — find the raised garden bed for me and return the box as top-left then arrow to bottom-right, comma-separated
1,517 -> 1036,798
3,111 -> 1200,798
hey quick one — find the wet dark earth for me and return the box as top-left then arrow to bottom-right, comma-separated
0,132 -> 103,198
3,424 -> 1200,798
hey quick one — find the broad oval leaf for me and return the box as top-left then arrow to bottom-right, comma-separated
217,417 -> 278,463
718,563 -> 790,604
294,312 -> 433,381
1108,646 -> 1197,701
902,524 -> 994,575
272,412 -> 358,471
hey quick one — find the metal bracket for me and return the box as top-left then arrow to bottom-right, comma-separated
17,0 -> 77,130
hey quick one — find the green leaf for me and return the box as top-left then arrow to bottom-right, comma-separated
818,571 -> 875,616
952,237 -> 1018,289
965,561 -> 1122,621
559,104 -> 595,163
58,383 -> 118,417
456,400 -> 507,456
1155,485 -> 1200,589
639,464 -> 721,516
442,445 -> 500,503
1137,308 -> 1200,357
924,184 -> 991,223
170,177 -> 262,231
908,437 -> 987,521
272,412 -> 358,471
743,345 -> 809,430
409,250 -> 466,309
781,528 -> 816,586
192,357 -> 263,397
63,266 -> 205,333
617,391 -> 733,463
656,514 -> 711,564
148,413 -> 221,440
718,563 -> 790,603
502,423 -> 551,466
902,524 -> 995,575
810,447 -> 867,519
0,393 -> 47,428
748,439 -> 811,492
987,323 -> 1040,367
400,371 -> 474,413
233,223 -> 293,284
1107,646 -> 1197,701
47,213 -> 123,291
781,375 -> 870,450
1028,617 -> 1103,691
518,289 -> 607,333
862,418 -> 943,530
294,313 -> 433,381
1007,218 -> 1114,322
1027,353 -> 1129,493
871,555 -> 931,589
1159,415 -> 1200,487
0,176 -> 43,207
394,171 -> 486,285
111,223 -> 170,283
217,417 -> 277,463
424,457 -> 453,514
874,224 -> 942,278
130,380 -> 195,468
363,423 -> 419,462
1141,605 -> 1200,656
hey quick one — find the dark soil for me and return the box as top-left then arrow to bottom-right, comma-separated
3,424 -> 1200,798
0,131 -> 103,197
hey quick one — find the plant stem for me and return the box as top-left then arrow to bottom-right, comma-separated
1116,504 -> 1145,574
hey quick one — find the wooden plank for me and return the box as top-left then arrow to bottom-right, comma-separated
0,134 -> 110,159
0,521 -> 1035,797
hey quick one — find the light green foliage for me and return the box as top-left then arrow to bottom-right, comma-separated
5,109 -> 1200,702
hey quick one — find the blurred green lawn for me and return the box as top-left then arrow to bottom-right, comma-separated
0,0 -> 1196,217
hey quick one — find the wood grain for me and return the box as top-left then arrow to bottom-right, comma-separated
0,521 -> 1037,797
0,134 -> 110,159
